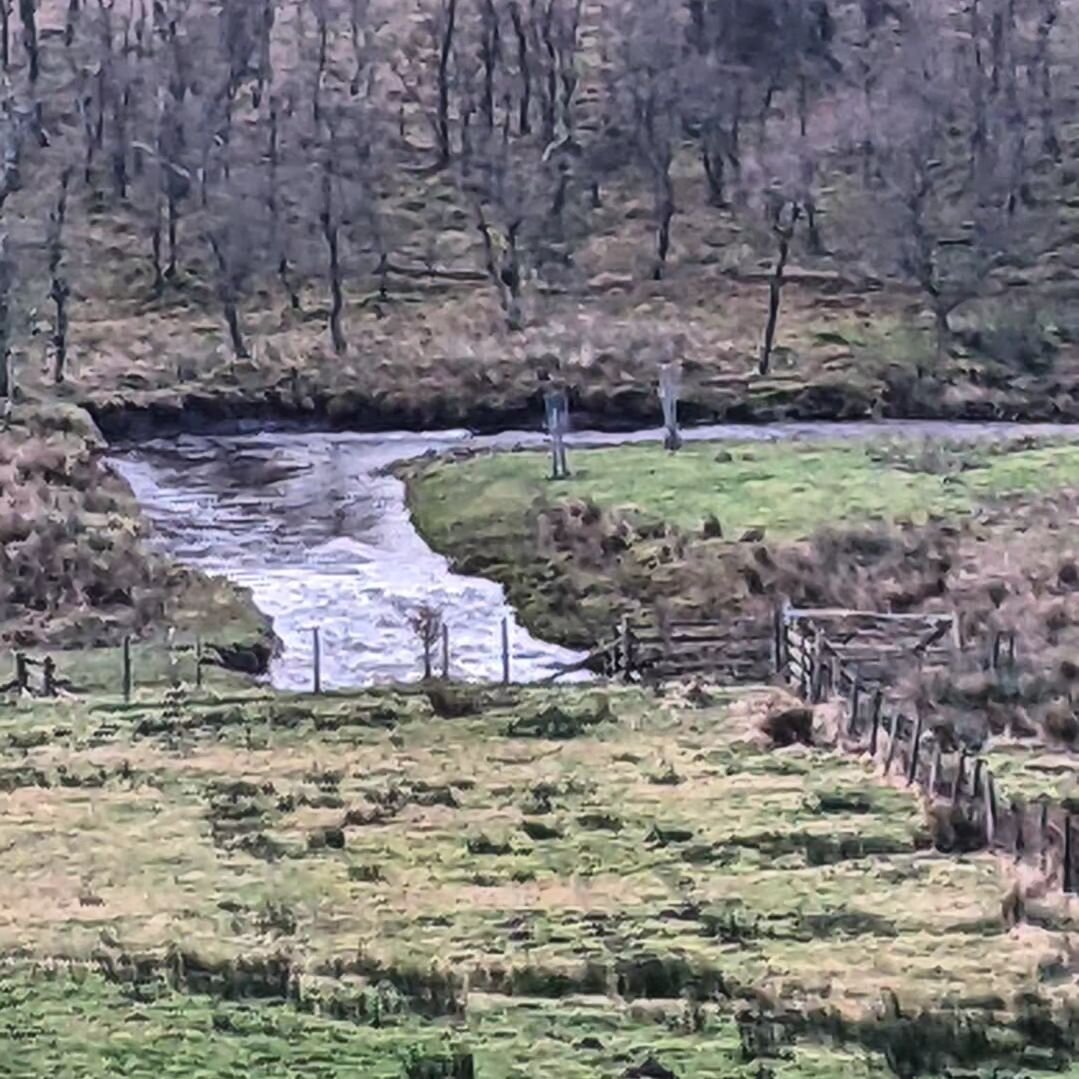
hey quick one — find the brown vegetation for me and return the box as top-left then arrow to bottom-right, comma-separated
0,402 -> 274,660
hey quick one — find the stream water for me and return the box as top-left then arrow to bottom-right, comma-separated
108,420 -> 1079,691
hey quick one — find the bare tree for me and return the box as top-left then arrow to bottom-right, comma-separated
611,0 -> 683,281
759,198 -> 800,375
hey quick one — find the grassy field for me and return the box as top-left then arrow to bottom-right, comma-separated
408,438 -> 1079,544
2,681 -> 1078,1075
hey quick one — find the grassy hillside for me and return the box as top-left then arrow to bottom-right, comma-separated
2,0 -> 1079,434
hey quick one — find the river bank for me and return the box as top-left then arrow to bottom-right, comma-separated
404,435 -> 1079,746
0,402 -> 278,679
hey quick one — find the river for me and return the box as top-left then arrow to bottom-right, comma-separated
108,420 -> 1079,691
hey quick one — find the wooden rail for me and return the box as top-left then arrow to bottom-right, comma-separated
778,609 -> 1079,897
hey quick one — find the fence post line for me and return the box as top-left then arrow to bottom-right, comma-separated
195,635 -> 203,690
1065,814 -> 1074,894
991,632 -> 1002,672
501,617 -> 511,685
1008,632 -> 1016,668
906,711 -> 924,786
441,624 -> 450,680
984,771 -> 997,847
122,635 -> 132,702
1013,800 -> 1024,863
772,604 -> 786,678
312,626 -> 321,695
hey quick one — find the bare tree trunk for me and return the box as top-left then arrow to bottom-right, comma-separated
149,200 -> 164,297
759,203 -> 801,376
166,190 -> 179,279
509,1 -> 531,135
933,304 -> 951,362
207,234 -> 248,359
652,173 -> 674,281
477,211 -> 523,331
435,0 -> 458,167
539,0 -> 557,144
0,234 -> 11,398
267,99 -> 300,311
701,139 -> 726,207
320,162 -> 346,354
1036,0 -> 1060,160
48,170 -> 72,384
18,0 -> 37,84
0,2 -> 10,70
112,84 -> 130,199
479,0 -> 500,129
65,0 -> 80,47
313,0 -> 327,124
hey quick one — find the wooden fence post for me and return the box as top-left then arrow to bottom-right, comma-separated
1013,800 -> 1025,863
984,771 -> 997,847
195,635 -> 203,690
1065,814 -> 1074,894
619,618 -> 633,684
441,624 -> 450,680
1008,632 -> 1016,668
868,690 -> 883,756
312,627 -> 321,695
846,674 -> 861,737
1041,801 -> 1050,873
928,743 -> 942,798
501,617 -> 511,685
167,627 -> 178,687
810,633 -> 825,703
883,712 -> 901,776
950,751 -> 966,804
122,635 -> 132,702
772,605 -> 785,678
906,711 -> 924,786
971,758 -> 984,800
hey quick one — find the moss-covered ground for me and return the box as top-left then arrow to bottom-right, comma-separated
2,682 -> 1078,1075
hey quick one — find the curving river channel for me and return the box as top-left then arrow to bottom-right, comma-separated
108,420 -> 1079,691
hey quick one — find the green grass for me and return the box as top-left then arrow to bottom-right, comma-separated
3,683 -> 1079,1073
0,967 -> 901,1078
409,439 -> 1079,544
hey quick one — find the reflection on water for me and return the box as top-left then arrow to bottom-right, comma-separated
108,419 -> 1079,690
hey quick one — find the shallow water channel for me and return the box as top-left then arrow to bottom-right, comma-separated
108,420 -> 1079,691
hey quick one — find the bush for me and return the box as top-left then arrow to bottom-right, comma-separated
963,309 -> 1057,375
